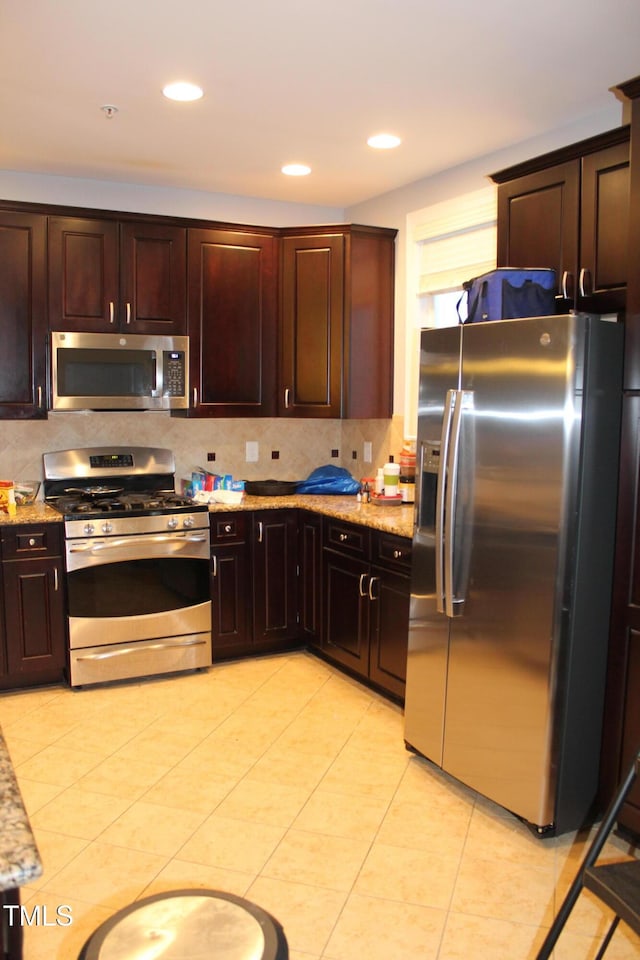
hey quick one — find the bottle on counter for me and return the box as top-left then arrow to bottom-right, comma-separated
383,456 -> 400,497
375,468 -> 385,495
400,475 -> 415,503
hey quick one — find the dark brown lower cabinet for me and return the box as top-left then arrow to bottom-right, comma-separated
210,512 -> 250,656
322,518 -> 411,700
602,394 -> 640,836
0,524 -> 66,688
252,510 -> 299,647
298,511 -> 323,647
210,509 -> 299,658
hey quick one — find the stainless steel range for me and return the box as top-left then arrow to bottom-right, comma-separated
43,447 -> 212,687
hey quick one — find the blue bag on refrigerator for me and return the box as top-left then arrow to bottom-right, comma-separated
458,268 -> 557,324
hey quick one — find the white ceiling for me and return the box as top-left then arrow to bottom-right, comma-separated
1,0 -> 639,208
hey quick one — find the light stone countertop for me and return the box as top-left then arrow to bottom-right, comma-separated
207,494 -> 415,539
0,503 -> 61,525
0,730 -> 43,891
0,496 -> 415,540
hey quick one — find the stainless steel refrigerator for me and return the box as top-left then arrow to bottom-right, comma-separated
404,313 -> 623,836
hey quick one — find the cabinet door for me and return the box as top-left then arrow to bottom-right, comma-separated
299,511 -> 322,646
368,563 -> 409,700
322,548 -> 369,677
210,513 -> 249,656
496,161 -> 579,301
0,211 -> 47,418
579,141 -> 629,312
601,394 -> 640,835
211,543 -> 250,655
49,217 -> 119,331
3,558 -> 66,683
188,228 -> 277,416
120,222 -> 187,334
252,511 -> 298,646
280,234 -> 344,417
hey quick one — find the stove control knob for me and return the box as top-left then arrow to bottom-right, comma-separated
101,521 -> 113,534
83,523 -> 95,536
167,517 -> 179,530
183,515 -> 195,528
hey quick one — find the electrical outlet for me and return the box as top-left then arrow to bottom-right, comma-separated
245,441 -> 259,462
363,441 -> 372,462
207,452 -> 216,462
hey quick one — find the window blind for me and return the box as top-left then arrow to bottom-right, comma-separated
415,186 -> 497,294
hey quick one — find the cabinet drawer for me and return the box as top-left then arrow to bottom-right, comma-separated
373,532 -> 412,570
0,523 -> 63,559
210,512 -> 247,544
324,518 -> 370,558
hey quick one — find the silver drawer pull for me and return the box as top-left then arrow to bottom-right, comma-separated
339,533 -> 348,542
76,638 -> 207,660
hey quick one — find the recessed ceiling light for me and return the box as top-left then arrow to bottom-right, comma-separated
162,81 -> 204,102
281,163 -> 311,177
367,133 -> 401,149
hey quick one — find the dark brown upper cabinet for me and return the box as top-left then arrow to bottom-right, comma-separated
491,127 -> 630,315
48,217 -> 187,334
187,227 -> 277,416
279,224 -> 396,419
0,210 -> 47,419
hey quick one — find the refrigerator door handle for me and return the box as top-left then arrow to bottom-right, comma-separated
435,389 -> 456,613
444,389 -> 472,618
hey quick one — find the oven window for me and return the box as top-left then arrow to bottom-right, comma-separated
67,557 -> 209,618
57,348 -> 156,398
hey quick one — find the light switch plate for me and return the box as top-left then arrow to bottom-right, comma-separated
246,441 -> 259,462
363,441 -> 372,462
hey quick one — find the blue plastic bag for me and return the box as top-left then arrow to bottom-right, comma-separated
296,465 -> 361,495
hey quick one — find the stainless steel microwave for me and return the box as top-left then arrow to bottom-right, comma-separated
51,332 -> 190,411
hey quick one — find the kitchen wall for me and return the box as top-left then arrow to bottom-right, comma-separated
0,413 -> 404,492
345,103 -> 624,422
0,101 -> 622,488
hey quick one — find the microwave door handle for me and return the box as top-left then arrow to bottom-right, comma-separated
435,389 -> 456,614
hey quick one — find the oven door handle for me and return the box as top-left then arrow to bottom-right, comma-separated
69,532 -> 208,553
75,637 -> 208,660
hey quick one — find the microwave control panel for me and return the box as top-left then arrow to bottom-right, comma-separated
163,351 -> 187,397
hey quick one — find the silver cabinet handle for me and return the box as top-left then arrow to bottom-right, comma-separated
368,576 -> 379,601
393,549 -> 402,559
339,532 -> 348,542
54,567 -> 59,591
579,268 -> 591,298
193,387 -> 198,407
257,521 -> 263,543
125,301 -> 131,324
358,572 -> 368,597
37,385 -> 42,408
284,387 -> 291,409
109,301 -> 115,324
211,554 -> 217,577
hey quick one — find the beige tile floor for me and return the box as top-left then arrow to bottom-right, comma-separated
1,650 -> 639,960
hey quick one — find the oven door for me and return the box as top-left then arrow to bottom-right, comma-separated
66,530 -> 211,686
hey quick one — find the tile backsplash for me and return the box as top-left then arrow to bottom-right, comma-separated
0,413 -> 406,492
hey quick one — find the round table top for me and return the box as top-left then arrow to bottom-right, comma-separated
79,889 -> 288,960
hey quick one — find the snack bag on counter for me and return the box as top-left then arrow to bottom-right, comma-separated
0,481 -> 16,515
